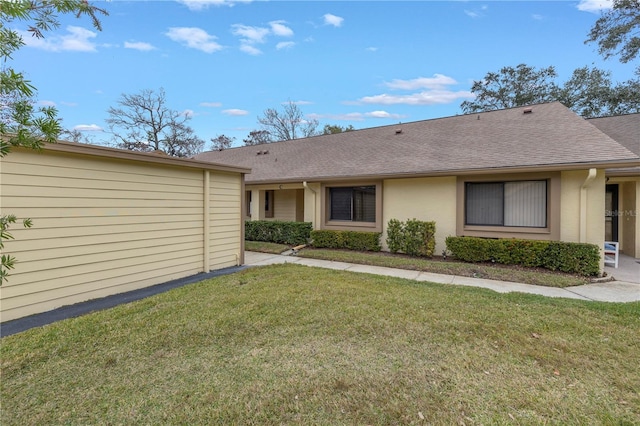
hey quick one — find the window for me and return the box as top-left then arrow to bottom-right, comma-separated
465,180 -> 547,228
246,191 -> 252,217
265,190 -> 274,218
329,186 -> 376,222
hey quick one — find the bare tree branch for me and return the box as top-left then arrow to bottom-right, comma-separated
257,100 -> 319,141
106,88 -> 203,157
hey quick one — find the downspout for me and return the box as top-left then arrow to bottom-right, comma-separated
580,168 -> 597,243
303,181 -> 317,229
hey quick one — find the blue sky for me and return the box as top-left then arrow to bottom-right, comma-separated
13,0 -> 635,149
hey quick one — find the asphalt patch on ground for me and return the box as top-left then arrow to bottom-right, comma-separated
1,265 -> 248,338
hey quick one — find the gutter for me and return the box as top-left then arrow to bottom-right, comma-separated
245,160 -> 640,186
580,168 -> 597,243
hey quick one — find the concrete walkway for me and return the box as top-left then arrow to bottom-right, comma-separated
245,251 -> 640,303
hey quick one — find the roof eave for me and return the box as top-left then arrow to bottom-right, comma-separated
244,159 -> 640,185
37,141 -> 252,174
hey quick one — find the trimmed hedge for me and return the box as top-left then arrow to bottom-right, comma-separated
386,218 -> 436,257
310,230 -> 381,252
245,220 -> 312,246
445,236 -> 601,276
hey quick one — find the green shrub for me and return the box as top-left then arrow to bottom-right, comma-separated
386,219 -> 403,254
445,236 -> 601,276
245,221 -> 312,246
541,242 -> 601,276
444,236 -> 493,262
310,230 -> 381,252
386,218 -> 436,257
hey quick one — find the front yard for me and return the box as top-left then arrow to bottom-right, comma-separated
245,241 -> 591,287
2,264 -> 638,424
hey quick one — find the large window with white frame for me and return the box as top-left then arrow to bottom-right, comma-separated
465,180 -> 547,228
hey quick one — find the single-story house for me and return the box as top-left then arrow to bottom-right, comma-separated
0,142 -> 249,322
587,113 -> 640,258
195,102 -> 640,270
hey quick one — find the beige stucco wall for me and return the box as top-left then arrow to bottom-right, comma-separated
620,181 -> 637,257
382,177 -> 457,255
0,148 -> 244,322
613,178 -> 639,258
560,170 -> 606,246
559,169 -> 606,270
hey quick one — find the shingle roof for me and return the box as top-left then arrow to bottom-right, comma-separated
195,102 -> 640,184
587,113 -> 639,155
587,113 -> 640,176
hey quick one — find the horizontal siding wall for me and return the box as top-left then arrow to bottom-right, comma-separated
270,189 -> 298,222
0,149 -> 241,322
209,172 -> 242,270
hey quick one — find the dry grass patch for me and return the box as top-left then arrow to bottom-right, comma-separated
2,264 -> 638,425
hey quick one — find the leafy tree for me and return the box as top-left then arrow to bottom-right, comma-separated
323,124 -> 355,134
460,64 -> 559,113
243,129 -> 272,146
461,63 -> 640,117
0,0 -> 107,284
586,0 -> 640,70
106,88 -> 203,157
257,100 -> 320,141
210,134 -> 235,151
610,76 -> 640,114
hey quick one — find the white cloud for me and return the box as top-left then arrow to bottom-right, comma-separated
464,10 -> 480,18
60,101 -> 78,107
240,43 -> 262,55
308,111 -> 404,122
276,41 -> 295,50
365,111 -> 399,119
358,90 -> 474,106
384,74 -> 458,90
366,47 -> 378,52
36,100 -> 56,107
74,124 -> 103,132
182,109 -> 195,118
287,100 -> 313,106
351,73 -> 473,106
464,5 -> 487,19
232,24 -> 270,44
177,0 -> 251,11
124,41 -> 156,51
577,0 -> 613,12
232,21 -> 295,54
222,109 -> 249,116
269,21 -> 294,37
531,14 -> 544,21
20,26 -> 97,52
323,13 -> 344,27
200,102 -> 222,107
166,27 -> 223,53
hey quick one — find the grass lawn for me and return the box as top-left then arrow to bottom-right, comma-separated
2,264 -> 638,425
245,240 -> 291,254
297,248 -> 591,288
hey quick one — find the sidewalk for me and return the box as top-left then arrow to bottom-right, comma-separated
245,251 -> 640,303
